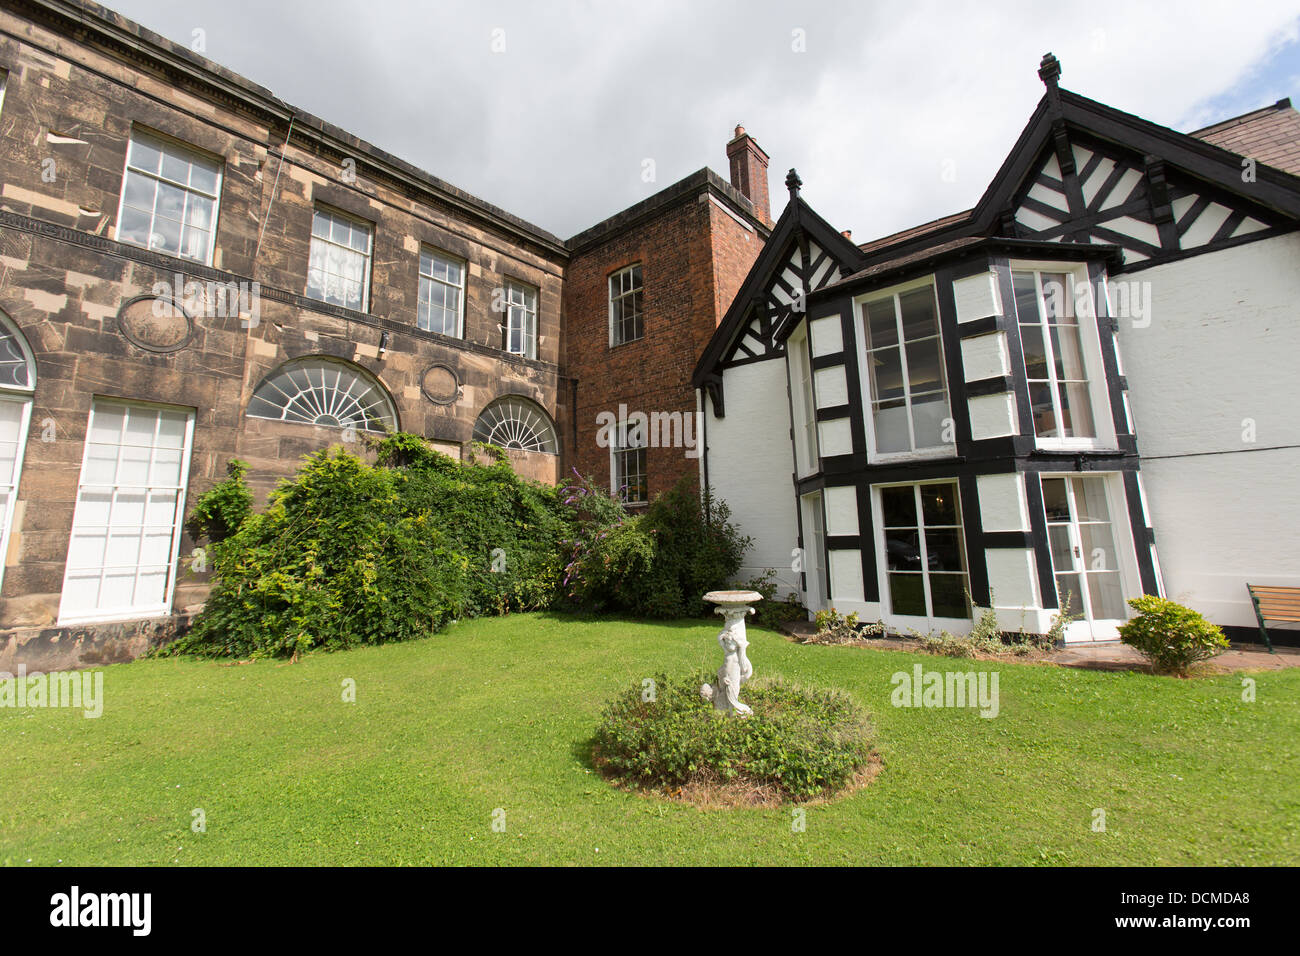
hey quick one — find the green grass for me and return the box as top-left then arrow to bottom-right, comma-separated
3,613 -> 1297,866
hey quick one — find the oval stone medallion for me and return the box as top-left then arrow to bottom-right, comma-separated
117,295 -> 195,353
421,363 -> 461,405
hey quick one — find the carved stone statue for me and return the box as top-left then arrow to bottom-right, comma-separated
700,591 -> 763,716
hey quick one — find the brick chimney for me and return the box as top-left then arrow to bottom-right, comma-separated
726,125 -> 771,225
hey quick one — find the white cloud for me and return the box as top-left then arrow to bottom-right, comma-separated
106,0 -> 1300,241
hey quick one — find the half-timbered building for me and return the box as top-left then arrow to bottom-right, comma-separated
693,55 -> 1300,643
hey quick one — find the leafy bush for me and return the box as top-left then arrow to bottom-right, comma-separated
185,459 -> 252,544
173,434 -> 573,659
591,672 -> 873,802
1118,595 -> 1229,675
561,475 -> 750,618
803,607 -> 883,646
736,569 -> 808,631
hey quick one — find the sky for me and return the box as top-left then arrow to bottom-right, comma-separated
105,0 -> 1300,243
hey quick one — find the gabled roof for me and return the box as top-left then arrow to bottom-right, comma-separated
855,81 -> 1300,267
690,183 -> 864,389
1191,98 -> 1300,176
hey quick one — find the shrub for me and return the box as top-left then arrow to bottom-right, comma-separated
173,434 -> 573,658
803,607 -> 884,646
591,672 -> 873,803
185,459 -> 252,544
561,475 -> 750,618
1118,595 -> 1229,675
736,569 -> 807,631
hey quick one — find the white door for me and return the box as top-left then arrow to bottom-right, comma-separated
0,395 -> 33,590
801,492 -> 828,611
1042,475 -> 1129,642
58,400 -> 195,624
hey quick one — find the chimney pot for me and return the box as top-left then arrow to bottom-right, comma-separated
841,229 -> 852,240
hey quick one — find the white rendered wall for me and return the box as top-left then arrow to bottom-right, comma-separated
1118,232 -> 1300,629
701,360 -> 801,598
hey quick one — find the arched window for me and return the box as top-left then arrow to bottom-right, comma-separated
472,396 -> 558,453
0,310 -> 36,594
247,357 -> 397,432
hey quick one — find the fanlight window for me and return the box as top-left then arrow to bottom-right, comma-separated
472,397 -> 557,453
247,358 -> 397,432
0,314 -> 35,391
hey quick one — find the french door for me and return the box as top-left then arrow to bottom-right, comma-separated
1042,475 -> 1129,641
801,492 -> 828,611
0,395 -> 33,592
58,400 -> 195,624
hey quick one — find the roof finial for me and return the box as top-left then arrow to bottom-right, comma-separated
1038,52 -> 1061,89
786,168 -> 802,198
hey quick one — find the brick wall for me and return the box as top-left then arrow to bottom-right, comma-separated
563,191 -> 763,502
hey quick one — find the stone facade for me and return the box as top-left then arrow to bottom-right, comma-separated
0,0 -> 772,661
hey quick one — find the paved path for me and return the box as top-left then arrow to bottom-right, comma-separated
779,621 -> 1299,674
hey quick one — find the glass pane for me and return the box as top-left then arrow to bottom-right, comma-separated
1029,382 -> 1058,437
920,482 -> 958,526
910,392 -> 950,448
1086,571 -> 1125,620
888,573 -> 926,616
128,136 -> 162,174
150,216 -> 181,254
1048,524 -> 1075,571
929,574 -> 969,618
160,149 -> 190,185
1070,478 -> 1111,523
1012,271 -> 1041,323
1079,522 -> 1117,574
904,338 -> 944,394
880,485 -> 917,528
862,297 -> 898,349
117,206 -> 152,249
872,401 -> 910,454
868,346 -> 904,404
898,287 -> 938,341
1041,477 -> 1070,521
925,528 -> 965,571
1055,574 -> 1083,617
1058,381 -> 1095,438
122,171 -> 156,211
1020,322 -> 1049,380
885,529 -> 921,570
1040,273 -> 1072,319
189,160 -> 219,195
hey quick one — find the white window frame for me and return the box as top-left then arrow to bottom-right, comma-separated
505,281 -> 538,359
418,247 -> 466,338
0,311 -> 36,596
57,399 -> 196,626
306,206 -> 374,312
853,276 -> 955,463
611,418 -> 648,506
788,322 -> 819,478
871,479 -> 972,627
1009,260 -> 1116,451
115,128 -> 224,267
608,263 -> 644,346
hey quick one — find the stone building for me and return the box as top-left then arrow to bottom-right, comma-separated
0,0 -> 769,666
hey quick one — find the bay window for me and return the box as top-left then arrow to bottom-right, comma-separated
859,282 -> 952,457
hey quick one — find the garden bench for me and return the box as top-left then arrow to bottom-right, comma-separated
1246,584 -> 1300,654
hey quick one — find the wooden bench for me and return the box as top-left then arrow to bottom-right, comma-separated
1246,584 -> 1300,654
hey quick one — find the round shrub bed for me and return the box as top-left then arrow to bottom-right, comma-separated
591,673 -> 875,805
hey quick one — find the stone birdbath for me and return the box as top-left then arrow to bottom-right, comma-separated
700,590 -> 764,716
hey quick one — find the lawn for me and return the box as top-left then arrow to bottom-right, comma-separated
3,613 -> 1297,866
